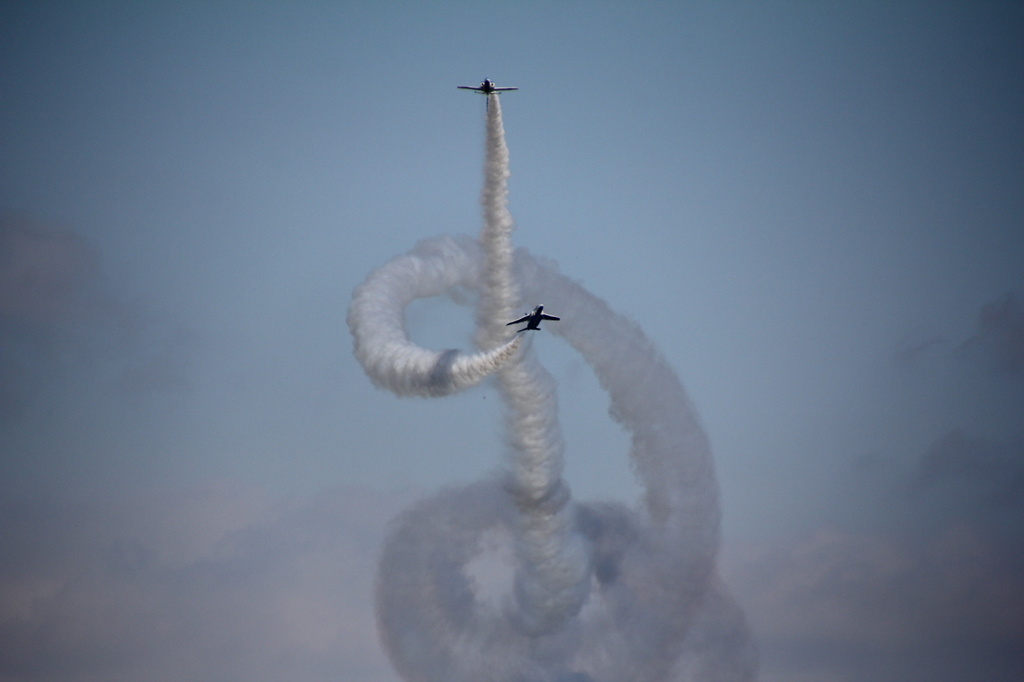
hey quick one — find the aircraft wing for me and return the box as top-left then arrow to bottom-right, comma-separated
493,87 -> 518,91
457,86 -> 483,92
506,315 -> 530,326
540,314 -> 560,321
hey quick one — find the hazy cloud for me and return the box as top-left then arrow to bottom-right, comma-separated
730,519 -> 1023,682
729,436 -> 1024,682
0,214 -> 191,422
0,215 -> 100,325
962,292 -> 1024,376
726,295 -> 1024,681
0,485 -> 413,682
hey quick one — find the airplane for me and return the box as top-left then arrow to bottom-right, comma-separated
458,78 -> 518,95
458,79 -> 518,109
506,305 -> 560,333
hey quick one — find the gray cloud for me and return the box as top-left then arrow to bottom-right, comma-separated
725,294 -> 1024,681
962,292 -> 1024,377
0,485 -> 412,682
730,519 -> 1022,682
913,429 -> 1024,524
0,214 -> 192,422
0,215 -> 101,325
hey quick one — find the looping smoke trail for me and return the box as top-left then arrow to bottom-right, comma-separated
349,95 -> 755,681
348,236 -> 522,397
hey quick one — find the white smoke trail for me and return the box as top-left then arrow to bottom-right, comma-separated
349,93 -> 755,681
473,96 -> 592,635
348,236 -> 521,397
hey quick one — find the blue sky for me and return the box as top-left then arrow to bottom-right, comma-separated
2,2 -> 1022,681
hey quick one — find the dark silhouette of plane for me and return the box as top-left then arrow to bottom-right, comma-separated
458,78 -> 518,95
506,305 -> 560,333
458,79 -> 518,109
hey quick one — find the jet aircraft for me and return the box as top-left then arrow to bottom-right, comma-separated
506,305 -> 560,333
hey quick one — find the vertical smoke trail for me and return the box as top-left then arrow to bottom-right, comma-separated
475,93 -> 517,347
476,95 -> 592,635
348,91 -> 756,681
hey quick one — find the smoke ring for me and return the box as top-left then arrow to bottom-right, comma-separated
347,235 -> 521,397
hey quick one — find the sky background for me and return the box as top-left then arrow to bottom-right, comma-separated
2,2 -> 1022,681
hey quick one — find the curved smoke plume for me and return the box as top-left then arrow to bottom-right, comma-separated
349,95 -> 755,681
348,236 -> 521,397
